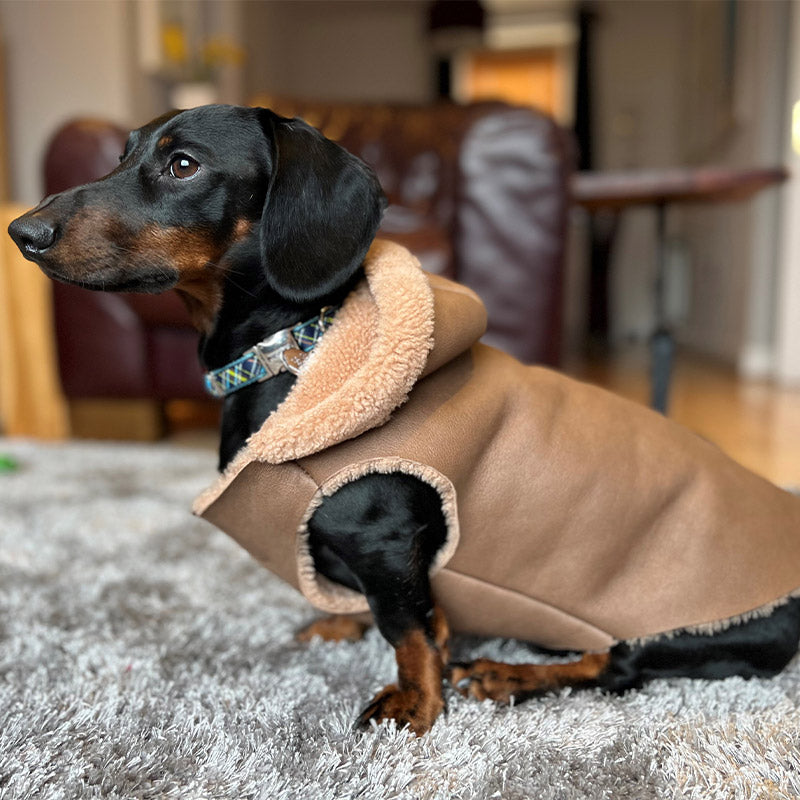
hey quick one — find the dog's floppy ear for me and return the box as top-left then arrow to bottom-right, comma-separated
257,109 -> 386,303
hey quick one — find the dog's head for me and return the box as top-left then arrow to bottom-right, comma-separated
8,105 -> 386,325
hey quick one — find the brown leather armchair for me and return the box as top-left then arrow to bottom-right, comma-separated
43,101 -> 572,428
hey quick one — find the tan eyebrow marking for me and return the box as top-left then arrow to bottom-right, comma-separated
234,219 -> 252,239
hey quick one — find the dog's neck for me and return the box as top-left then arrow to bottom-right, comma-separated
195,257 -> 362,471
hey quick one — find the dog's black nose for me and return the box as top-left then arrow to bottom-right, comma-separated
8,215 -> 58,255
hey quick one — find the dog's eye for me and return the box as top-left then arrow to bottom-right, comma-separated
169,155 -> 200,180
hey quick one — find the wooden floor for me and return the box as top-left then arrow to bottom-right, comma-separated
564,347 -> 800,487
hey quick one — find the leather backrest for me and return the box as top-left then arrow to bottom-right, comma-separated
44,119 -> 128,195
253,97 -> 572,364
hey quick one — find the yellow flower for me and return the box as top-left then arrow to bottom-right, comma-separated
162,23 -> 188,66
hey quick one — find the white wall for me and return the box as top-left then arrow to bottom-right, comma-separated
0,0 -> 136,205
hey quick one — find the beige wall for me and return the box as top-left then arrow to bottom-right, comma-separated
1,0 -> 792,376
242,0 -> 433,104
679,0 -> 789,372
592,0 -> 789,371
776,1 -> 800,385
0,0 -> 433,203
592,0 -> 687,344
0,0 -> 136,205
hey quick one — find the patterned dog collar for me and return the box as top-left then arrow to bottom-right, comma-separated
204,307 -> 338,398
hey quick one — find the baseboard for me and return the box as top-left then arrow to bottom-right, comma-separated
737,343 -> 775,380
68,399 -> 166,441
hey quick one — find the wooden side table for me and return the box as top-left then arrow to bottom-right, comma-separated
572,166 -> 788,413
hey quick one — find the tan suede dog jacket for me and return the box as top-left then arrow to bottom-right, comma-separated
195,240 -> 800,652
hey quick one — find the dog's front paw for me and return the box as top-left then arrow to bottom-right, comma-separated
356,684 -> 445,736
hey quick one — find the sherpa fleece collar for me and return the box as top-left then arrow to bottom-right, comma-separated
194,239 -> 487,514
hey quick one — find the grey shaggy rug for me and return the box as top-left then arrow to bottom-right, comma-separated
2,439 -> 800,800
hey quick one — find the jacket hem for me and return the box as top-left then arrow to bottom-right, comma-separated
625,586 -> 800,647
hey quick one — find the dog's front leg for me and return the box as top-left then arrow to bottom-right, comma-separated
306,473 -> 450,735
355,603 -> 449,736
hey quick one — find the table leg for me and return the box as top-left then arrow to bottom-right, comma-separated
650,328 -> 674,413
650,202 -> 672,414
588,209 -> 620,343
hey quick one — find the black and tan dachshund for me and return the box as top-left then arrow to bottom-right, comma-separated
9,105 -> 800,736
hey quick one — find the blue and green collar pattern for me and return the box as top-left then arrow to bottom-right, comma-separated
204,307 -> 338,399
